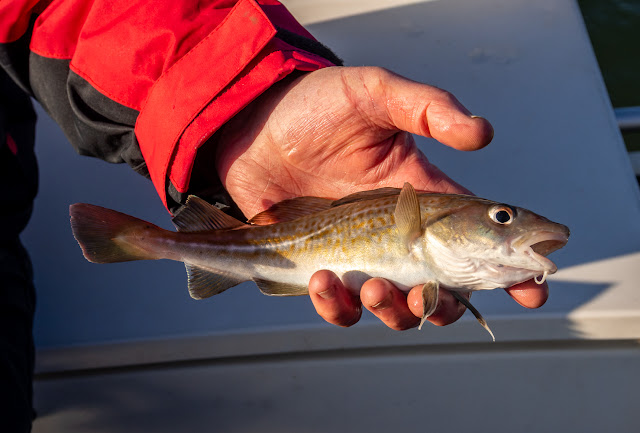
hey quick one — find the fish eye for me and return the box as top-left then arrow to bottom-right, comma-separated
489,205 -> 514,225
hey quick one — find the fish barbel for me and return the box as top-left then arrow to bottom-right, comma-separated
70,183 -> 569,340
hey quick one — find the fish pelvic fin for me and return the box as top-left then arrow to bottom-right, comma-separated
185,264 -> 244,299
70,203 -> 163,263
173,196 -> 246,232
450,291 -> 496,342
394,182 -> 422,249
418,281 -> 439,330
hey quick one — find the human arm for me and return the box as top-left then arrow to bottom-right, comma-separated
0,0 -> 339,211
0,0 -> 547,330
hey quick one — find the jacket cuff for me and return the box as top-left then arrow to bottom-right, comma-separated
134,0 -> 337,209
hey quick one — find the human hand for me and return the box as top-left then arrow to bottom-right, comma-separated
215,66 -> 548,330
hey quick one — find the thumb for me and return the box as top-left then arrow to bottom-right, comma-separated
362,68 -> 494,151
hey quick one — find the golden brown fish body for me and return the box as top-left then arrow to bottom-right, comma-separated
70,183 -> 569,339
172,195 -> 423,296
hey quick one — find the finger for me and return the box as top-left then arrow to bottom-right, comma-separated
358,67 -> 494,151
407,286 -> 468,326
360,278 -> 420,330
504,279 -> 549,308
308,270 -> 362,327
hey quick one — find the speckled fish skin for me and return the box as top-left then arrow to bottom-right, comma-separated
70,184 -> 570,302
175,194 -> 422,295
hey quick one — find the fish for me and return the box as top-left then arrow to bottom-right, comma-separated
69,183 -> 569,341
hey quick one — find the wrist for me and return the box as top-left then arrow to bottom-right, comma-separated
214,70 -> 311,187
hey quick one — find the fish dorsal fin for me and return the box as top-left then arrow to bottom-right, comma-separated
173,196 -> 245,232
249,196 -> 333,225
185,263 -> 244,299
331,187 -> 401,207
394,182 -> 422,247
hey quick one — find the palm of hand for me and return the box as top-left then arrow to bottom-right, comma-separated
215,67 -> 481,218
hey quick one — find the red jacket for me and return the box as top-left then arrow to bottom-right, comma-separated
0,0 -> 339,211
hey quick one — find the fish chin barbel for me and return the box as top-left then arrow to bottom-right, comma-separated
70,183 -> 569,341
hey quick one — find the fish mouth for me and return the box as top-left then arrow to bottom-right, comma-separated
511,229 -> 570,275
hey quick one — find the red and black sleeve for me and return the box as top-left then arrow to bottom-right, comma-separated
0,0 -> 342,213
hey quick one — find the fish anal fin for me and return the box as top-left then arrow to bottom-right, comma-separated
249,197 -> 333,225
331,187 -> 402,207
450,291 -> 496,342
173,196 -> 246,232
185,264 -> 244,299
418,281 -> 439,330
394,183 -> 422,248
254,279 -> 308,296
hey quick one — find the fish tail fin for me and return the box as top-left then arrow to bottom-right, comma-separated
70,203 -> 163,263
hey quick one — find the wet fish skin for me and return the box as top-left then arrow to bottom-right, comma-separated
70,183 -> 569,339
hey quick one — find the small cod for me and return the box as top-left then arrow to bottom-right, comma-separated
70,183 -> 569,340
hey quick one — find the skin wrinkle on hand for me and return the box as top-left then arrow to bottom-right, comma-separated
282,112 -> 336,157
384,95 -> 430,137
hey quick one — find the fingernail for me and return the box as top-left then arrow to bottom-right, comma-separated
316,286 -> 336,300
470,115 -> 483,119
371,293 -> 393,310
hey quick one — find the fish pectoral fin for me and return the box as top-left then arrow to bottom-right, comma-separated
249,196 -> 333,225
418,281 -> 439,330
185,264 -> 244,299
394,183 -> 422,249
450,291 -> 496,342
173,196 -> 246,232
254,279 -> 309,296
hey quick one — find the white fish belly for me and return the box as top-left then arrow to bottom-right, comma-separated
250,254 -> 437,295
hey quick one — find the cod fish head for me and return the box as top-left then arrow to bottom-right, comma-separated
425,198 -> 570,290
